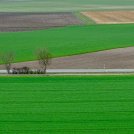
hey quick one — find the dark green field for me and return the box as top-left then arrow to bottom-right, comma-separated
0,76 -> 134,134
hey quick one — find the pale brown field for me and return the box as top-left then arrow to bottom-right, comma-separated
82,11 -> 134,24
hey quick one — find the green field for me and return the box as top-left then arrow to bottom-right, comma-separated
0,24 -> 134,62
0,0 -> 133,12
0,75 -> 134,133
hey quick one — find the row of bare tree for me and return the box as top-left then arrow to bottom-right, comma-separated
1,48 -> 51,74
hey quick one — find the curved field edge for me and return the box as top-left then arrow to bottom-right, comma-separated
0,24 -> 133,63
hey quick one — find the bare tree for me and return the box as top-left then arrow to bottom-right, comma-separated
37,48 -> 51,74
1,52 -> 14,74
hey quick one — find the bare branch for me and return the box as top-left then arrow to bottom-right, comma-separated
1,52 -> 14,74
36,48 -> 51,73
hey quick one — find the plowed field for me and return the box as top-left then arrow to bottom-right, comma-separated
0,12 -> 83,32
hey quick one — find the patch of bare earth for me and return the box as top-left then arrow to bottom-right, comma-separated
0,12 -> 83,32
81,11 -> 134,24
0,47 -> 134,69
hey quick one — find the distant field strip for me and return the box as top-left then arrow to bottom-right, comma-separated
82,11 -> 134,24
0,24 -> 133,62
0,12 -> 83,32
0,76 -> 134,133
0,0 -> 134,12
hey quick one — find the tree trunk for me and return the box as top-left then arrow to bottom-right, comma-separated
44,65 -> 47,74
6,64 -> 11,74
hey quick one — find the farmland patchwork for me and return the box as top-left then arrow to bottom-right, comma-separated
0,24 -> 133,62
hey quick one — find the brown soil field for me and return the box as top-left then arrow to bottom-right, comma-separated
0,47 -> 134,69
0,12 -> 83,32
81,11 -> 134,24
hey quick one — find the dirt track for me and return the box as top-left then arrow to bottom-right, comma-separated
82,11 -> 134,24
0,12 -> 83,32
0,47 -> 134,69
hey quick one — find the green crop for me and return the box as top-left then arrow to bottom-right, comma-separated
0,24 -> 133,62
0,75 -> 134,133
